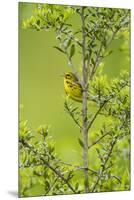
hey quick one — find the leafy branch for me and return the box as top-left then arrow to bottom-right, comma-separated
91,137 -> 117,192
19,122 -> 77,196
64,101 -> 81,129
21,4 -> 130,195
88,131 -> 110,149
81,7 -> 89,193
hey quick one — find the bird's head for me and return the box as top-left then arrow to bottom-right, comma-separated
64,72 -> 78,81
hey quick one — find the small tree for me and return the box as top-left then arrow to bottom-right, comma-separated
19,4 -> 130,196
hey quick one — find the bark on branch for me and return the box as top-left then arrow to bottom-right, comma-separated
81,7 -> 89,193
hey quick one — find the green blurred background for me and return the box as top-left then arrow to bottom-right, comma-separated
19,2 -> 130,166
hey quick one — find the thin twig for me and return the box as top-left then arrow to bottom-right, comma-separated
89,42 -> 103,80
91,138 -> 117,192
67,53 -> 82,86
64,101 -> 81,129
58,30 -> 82,84
44,177 -> 59,195
87,100 -> 107,131
55,160 -> 98,175
88,132 -> 110,149
111,175 -> 121,183
61,29 -> 82,47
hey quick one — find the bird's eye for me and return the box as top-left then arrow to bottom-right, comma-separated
66,74 -> 71,79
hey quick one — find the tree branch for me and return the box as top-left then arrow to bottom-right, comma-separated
89,11 -> 129,80
91,138 -> 117,192
88,131 -> 110,149
64,101 -> 81,129
87,100 -> 107,131
81,6 -> 89,193
44,177 -> 58,195
66,51 -> 82,85
56,29 -> 82,85
54,160 -> 98,175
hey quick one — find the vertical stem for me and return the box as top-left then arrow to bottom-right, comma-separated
81,7 -> 89,193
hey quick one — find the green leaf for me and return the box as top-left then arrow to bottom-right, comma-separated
105,50 -> 113,57
75,182 -> 79,190
63,38 -> 71,49
107,50 -> 113,56
37,19 -> 40,25
78,138 -> 84,148
53,46 -> 65,54
70,44 -> 75,58
71,107 -> 78,112
91,58 -> 95,65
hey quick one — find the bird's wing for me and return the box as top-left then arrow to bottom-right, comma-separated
71,81 -> 82,97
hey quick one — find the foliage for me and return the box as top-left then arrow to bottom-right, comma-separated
19,121 -> 80,197
20,3 -> 130,196
19,69 -> 130,196
64,70 -> 130,192
22,5 -> 130,78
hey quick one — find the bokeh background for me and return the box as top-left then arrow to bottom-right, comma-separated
19,2 -> 130,168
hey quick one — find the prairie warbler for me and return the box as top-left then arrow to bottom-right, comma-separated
64,72 -> 82,102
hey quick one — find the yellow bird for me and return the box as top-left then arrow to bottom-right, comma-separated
64,72 -> 83,102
